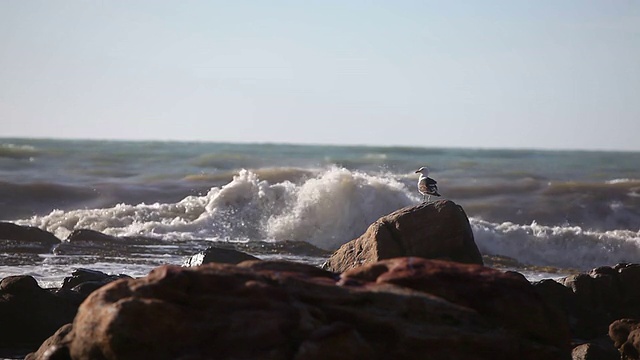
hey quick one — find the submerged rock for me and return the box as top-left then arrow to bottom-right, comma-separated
183,246 -> 261,266
30,258 -> 570,360
0,222 -> 60,254
323,200 -> 483,273
0,222 -> 60,245
60,268 -> 132,299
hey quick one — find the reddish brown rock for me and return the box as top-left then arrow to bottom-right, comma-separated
25,324 -> 73,360
30,259 -> 570,360
323,200 -> 482,273
340,257 -> 571,351
609,319 -> 640,359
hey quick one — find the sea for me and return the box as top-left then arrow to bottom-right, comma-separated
1,138 -> 639,287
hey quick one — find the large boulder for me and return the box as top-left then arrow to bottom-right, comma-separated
323,200 -> 482,273
30,258 -> 570,360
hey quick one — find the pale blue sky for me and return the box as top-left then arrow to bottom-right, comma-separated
1,1 -> 639,150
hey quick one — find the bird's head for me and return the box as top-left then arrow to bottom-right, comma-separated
414,166 -> 429,176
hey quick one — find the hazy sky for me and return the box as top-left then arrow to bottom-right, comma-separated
1,1 -> 639,151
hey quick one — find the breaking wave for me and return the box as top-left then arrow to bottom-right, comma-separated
16,168 -> 640,270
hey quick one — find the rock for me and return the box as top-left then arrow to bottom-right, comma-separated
0,269 -> 131,358
66,229 -> 117,242
35,258 -> 570,360
340,257 -> 571,351
60,268 -> 131,299
25,324 -> 73,360
0,276 -> 77,355
571,338 -> 619,360
183,246 -> 261,266
65,229 -> 159,245
0,222 -> 60,254
609,319 -> 640,359
323,200 -> 483,273
0,222 -> 60,244
552,264 -> 640,340
55,229 -> 173,258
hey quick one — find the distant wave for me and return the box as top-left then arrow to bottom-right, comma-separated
0,143 -> 39,160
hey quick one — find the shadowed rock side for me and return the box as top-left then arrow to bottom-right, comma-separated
323,200 -> 483,273
0,269 -> 130,358
28,258 -> 570,360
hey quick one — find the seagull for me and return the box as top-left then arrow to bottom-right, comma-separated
415,166 -> 440,202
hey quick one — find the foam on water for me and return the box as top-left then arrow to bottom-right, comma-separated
20,168 -> 416,250
14,167 -> 640,272
473,218 -> 640,270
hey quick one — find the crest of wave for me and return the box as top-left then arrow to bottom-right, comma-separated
265,166 -> 415,250
20,167 -> 416,250
472,218 -> 640,270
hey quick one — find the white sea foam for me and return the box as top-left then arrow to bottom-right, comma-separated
17,167 -> 640,271
20,168 -> 416,250
472,218 -> 640,270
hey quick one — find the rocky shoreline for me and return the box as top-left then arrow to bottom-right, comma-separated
1,200 -> 638,359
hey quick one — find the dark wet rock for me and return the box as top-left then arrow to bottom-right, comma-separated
0,222 -> 60,254
32,258 -> 570,360
54,229 -> 181,259
65,229 -> 159,244
0,222 -> 60,244
183,246 -> 261,266
1,268 -> 132,358
323,200 -> 483,273
552,264 -> 640,340
66,229 -> 116,242
60,268 -> 131,299
0,276 -> 77,355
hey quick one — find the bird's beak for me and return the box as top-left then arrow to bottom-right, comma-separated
414,170 -> 420,173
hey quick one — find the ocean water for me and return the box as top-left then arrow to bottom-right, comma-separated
1,138 -> 639,287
